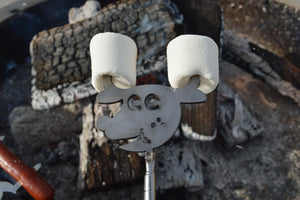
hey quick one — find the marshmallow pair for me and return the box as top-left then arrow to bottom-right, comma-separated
90,32 -> 219,94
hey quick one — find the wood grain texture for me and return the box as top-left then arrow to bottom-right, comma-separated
169,0 -> 221,138
181,90 -> 217,137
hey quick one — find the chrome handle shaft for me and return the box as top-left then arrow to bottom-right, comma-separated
144,151 -> 155,200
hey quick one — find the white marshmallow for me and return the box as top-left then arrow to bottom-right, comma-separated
167,35 -> 219,94
90,32 -> 137,92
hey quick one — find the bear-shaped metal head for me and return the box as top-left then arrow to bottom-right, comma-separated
96,76 -> 206,152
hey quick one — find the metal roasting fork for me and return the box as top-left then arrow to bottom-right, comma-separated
144,151 -> 155,200
96,76 -> 207,200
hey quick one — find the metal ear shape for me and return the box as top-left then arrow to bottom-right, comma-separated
96,83 -> 124,104
174,76 -> 207,104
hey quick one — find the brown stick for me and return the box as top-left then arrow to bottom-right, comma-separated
0,142 -> 54,200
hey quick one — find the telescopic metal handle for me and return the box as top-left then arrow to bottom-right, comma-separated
144,151 -> 156,200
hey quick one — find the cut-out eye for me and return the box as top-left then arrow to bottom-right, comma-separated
145,94 -> 160,110
128,95 -> 142,111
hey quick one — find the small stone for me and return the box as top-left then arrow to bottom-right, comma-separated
117,3 -> 126,10
54,32 -> 64,43
50,75 -> 61,86
74,26 -> 83,35
62,54 -> 72,63
145,4 -> 159,14
31,98 -> 50,110
44,59 -> 52,71
31,78 -> 36,85
65,68 -> 73,76
62,90 -> 75,103
75,50 -> 86,58
136,34 -> 148,48
45,45 -> 54,53
67,61 -> 77,68
57,64 -> 66,73
73,69 -> 82,80
68,76 -> 75,82
66,47 -> 75,56
53,47 -> 64,56
124,12 -> 137,24
48,69 -> 55,76
65,29 -> 73,38
81,65 -> 89,75
111,20 -> 126,31
53,57 -> 60,66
